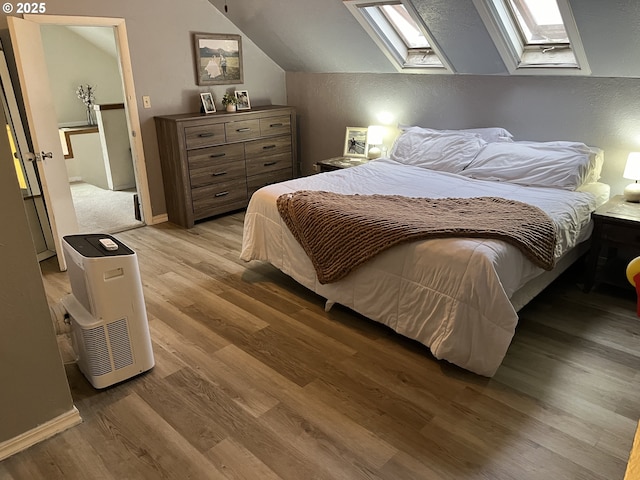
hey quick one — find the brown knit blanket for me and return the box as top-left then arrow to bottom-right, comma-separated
277,191 -> 557,284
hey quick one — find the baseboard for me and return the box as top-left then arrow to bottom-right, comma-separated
151,213 -> 168,225
0,407 -> 82,461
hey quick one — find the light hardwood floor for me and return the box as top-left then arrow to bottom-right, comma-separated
2,211 -> 639,479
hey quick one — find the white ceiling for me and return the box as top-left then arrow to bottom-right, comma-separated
207,0 -> 640,78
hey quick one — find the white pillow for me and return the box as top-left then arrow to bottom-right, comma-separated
390,127 -> 486,173
515,141 -> 604,184
461,141 -> 593,190
460,127 -> 513,143
398,125 -> 513,143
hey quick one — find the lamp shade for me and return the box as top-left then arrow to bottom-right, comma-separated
366,125 -> 385,159
623,152 -> 640,180
366,125 -> 385,145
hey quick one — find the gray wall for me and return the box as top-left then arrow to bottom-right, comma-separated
287,72 -> 640,196
0,99 -> 74,444
0,0 -> 287,217
41,25 -> 124,125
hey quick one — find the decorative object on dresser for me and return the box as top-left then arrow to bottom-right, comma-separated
221,93 -> 238,112
154,105 -> 297,228
343,126 -> 367,157
623,152 -> 640,202
234,90 -> 250,110
200,92 -> 215,114
194,33 -> 243,86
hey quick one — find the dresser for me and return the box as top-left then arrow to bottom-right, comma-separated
155,105 -> 297,227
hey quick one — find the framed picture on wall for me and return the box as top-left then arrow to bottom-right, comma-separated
200,92 -> 216,113
343,127 -> 368,158
194,33 -> 243,85
234,90 -> 250,110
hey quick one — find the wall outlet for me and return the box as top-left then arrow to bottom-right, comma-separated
142,95 -> 151,109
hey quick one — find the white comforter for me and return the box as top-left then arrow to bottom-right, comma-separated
240,158 -> 599,376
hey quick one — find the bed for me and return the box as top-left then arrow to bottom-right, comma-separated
240,126 -> 610,376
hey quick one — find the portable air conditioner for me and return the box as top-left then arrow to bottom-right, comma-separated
60,234 -> 154,389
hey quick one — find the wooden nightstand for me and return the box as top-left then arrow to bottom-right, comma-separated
584,195 -> 640,292
315,156 -> 369,172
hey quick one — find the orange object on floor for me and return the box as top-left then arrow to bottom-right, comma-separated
625,258 -> 640,317
625,421 -> 640,480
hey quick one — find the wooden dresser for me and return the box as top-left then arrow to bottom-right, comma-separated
154,105 -> 297,227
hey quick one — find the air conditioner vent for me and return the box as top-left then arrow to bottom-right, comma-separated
107,318 -> 134,370
82,326 -> 112,376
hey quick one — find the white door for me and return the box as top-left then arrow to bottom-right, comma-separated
8,16 -> 78,271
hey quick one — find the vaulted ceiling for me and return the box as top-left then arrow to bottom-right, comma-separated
207,0 -> 640,78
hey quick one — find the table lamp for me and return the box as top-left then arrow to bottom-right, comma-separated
623,152 -> 640,202
366,125 -> 385,159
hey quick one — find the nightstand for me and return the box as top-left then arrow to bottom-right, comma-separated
315,156 -> 369,172
584,195 -> 640,292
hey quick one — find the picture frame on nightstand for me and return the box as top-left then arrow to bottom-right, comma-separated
343,127 -> 367,158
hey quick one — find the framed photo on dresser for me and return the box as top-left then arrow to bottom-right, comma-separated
235,90 -> 251,110
200,92 -> 216,113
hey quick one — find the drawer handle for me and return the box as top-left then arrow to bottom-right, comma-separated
264,161 -> 277,166
198,133 -> 215,137
236,128 -> 251,132
269,123 -> 283,127
211,153 -> 226,158
215,191 -> 229,197
211,171 -> 227,177
262,145 -> 277,150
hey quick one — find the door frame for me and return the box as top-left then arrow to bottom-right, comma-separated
23,14 -> 153,225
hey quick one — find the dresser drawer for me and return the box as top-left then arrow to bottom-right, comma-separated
245,152 -> 292,177
225,119 -> 260,142
191,179 -> 248,218
247,168 -> 293,197
189,159 -> 246,188
245,135 -> 291,158
187,143 -> 244,170
184,123 -> 226,149
260,116 -> 291,137
599,222 -> 640,246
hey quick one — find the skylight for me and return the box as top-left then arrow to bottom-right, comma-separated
473,0 -> 590,75
344,0 -> 452,73
381,5 -> 428,49
507,0 -> 569,45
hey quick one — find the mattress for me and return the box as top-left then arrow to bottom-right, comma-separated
241,158 -> 607,376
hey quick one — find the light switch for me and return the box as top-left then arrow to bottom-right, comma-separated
142,95 -> 151,109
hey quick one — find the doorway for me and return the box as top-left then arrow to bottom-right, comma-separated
8,15 -> 153,270
41,24 -> 143,235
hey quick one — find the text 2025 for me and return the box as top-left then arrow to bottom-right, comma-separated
16,2 -> 46,13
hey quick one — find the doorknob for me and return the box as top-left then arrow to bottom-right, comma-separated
41,151 -> 53,159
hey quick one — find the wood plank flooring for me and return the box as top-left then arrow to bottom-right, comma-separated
2,211 -> 639,479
